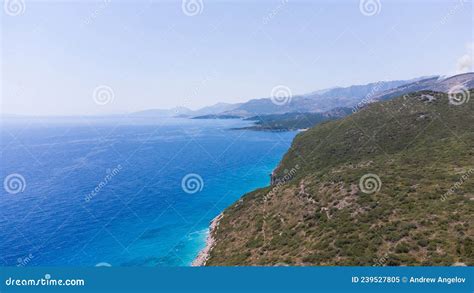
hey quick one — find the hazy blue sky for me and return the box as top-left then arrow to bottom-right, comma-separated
2,0 -> 473,115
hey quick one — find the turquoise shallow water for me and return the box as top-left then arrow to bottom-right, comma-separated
0,117 -> 296,266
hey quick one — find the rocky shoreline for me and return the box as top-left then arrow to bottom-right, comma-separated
192,214 -> 223,266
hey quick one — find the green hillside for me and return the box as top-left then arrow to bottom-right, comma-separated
206,90 -> 474,266
234,108 -> 352,131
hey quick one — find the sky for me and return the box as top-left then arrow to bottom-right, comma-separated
1,0 -> 473,116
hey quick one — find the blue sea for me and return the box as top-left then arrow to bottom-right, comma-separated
0,117 -> 296,267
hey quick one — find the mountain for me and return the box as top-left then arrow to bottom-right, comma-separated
372,73 -> 474,103
130,102 -> 240,118
130,74 -> 473,121
233,108 -> 353,131
191,102 -> 241,116
205,89 -> 474,266
218,78 -> 429,117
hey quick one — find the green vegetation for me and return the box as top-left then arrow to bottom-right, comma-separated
206,90 -> 474,266
233,108 -> 352,131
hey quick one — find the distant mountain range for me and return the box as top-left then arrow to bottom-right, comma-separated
231,108 -> 353,131
131,73 -> 473,119
372,73 -> 474,102
130,103 -> 240,118
131,77 -> 424,118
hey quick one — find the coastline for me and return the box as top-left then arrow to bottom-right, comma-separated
192,157 -> 287,266
192,214 -> 223,266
